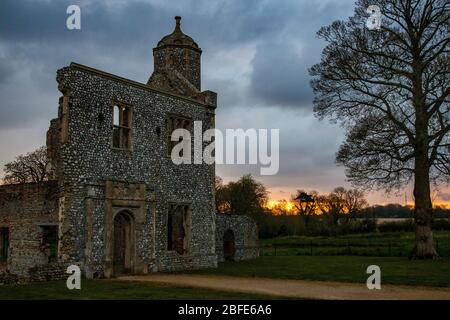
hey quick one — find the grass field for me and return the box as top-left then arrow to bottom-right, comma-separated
258,231 -> 450,257
0,279 -> 283,300
186,232 -> 450,287
3,255 -> 448,299
2,232 -> 449,299
192,255 -> 450,287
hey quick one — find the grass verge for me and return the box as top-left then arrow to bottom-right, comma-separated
192,255 -> 450,287
0,279 -> 284,300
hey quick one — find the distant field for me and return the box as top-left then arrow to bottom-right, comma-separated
259,231 -> 450,257
193,256 -> 450,287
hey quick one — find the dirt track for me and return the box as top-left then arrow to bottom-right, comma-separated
118,274 -> 450,300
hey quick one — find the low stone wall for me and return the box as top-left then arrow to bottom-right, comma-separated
0,263 -> 75,285
157,253 -> 218,272
215,214 -> 259,262
28,263 -> 69,282
0,181 -> 59,276
0,270 -> 19,286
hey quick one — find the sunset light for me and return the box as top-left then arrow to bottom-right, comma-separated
265,200 -> 297,215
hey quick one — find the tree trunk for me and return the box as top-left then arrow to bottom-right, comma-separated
412,169 -> 438,259
410,50 -> 439,259
411,102 -> 438,259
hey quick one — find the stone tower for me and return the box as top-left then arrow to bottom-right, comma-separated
148,16 -> 202,92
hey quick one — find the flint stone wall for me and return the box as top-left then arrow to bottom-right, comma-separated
215,214 -> 259,262
0,182 -> 59,277
0,270 -> 19,286
28,263 -> 75,282
54,64 -> 217,276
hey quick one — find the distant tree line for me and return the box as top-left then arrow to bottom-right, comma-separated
215,174 -> 450,238
359,204 -> 450,219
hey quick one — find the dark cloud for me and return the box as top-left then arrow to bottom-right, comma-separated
0,0 -> 163,129
248,1 -> 354,108
250,42 -> 315,108
0,58 -> 14,83
0,0 -> 285,52
0,0 -> 68,43
215,105 -> 345,191
5,0 -> 414,203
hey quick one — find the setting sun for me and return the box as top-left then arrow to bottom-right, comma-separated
265,200 -> 297,215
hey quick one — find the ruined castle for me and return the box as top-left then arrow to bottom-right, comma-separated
0,17 -> 258,282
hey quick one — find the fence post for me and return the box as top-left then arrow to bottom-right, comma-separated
436,239 -> 438,253
310,240 -> 313,256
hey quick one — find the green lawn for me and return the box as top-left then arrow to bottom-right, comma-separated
258,231 -> 450,257
2,257 -> 449,299
0,279 -> 282,300
192,256 -> 450,287
3,232 -> 449,299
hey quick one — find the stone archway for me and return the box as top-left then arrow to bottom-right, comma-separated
223,229 -> 236,261
113,211 -> 134,276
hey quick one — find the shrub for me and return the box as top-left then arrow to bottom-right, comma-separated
256,213 -> 306,238
340,219 -> 377,234
378,219 -> 415,232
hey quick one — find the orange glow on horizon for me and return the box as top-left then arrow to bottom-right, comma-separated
265,200 -> 298,215
399,201 -> 450,209
433,202 -> 450,209
264,199 -> 450,215
265,186 -> 450,208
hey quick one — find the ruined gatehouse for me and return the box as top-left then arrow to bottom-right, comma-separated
0,17 -> 258,282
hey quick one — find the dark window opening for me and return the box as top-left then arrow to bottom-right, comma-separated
40,226 -> 58,263
112,104 -> 132,150
167,204 -> 191,255
223,229 -> 236,261
167,115 -> 192,156
0,228 -> 9,263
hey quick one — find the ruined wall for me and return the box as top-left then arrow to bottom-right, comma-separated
0,182 -> 59,277
54,63 -> 217,277
0,16 -> 265,281
215,214 -> 259,262
28,263 -> 70,282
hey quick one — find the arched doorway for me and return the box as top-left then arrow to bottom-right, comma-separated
223,229 -> 236,261
113,211 -> 134,275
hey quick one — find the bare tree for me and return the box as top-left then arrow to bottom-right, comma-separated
2,146 -> 52,184
344,189 -> 369,218
317,188 -> 347,225
316,194 -> 341,225
292,190 -> 318,225
316,187 -> 367,224
310,0 -> 449,258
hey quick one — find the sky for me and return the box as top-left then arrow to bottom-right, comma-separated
0,0 -> 448,205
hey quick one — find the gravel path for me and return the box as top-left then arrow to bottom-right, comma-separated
118,274 -> 450,300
